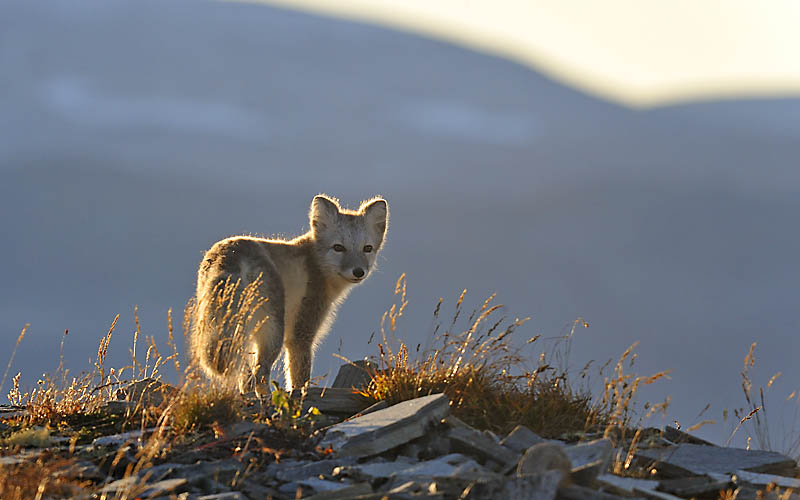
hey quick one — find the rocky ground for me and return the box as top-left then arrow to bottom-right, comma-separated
1,362 -> 799,500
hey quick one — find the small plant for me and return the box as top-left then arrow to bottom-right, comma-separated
269,381 -> 322,433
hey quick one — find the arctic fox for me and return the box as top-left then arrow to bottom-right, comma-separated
191,194 -> 388,395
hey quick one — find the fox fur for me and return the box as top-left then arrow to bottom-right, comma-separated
190,194 -> 388,394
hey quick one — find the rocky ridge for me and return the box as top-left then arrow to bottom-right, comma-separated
1,362 -> 798,500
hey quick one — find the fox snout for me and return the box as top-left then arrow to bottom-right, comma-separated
343,266 -> 367,282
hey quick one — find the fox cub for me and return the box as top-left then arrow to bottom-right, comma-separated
191,194 -> 388,395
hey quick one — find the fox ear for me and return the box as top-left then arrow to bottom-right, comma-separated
361,198 -> 388,239
310,195 -> 340,233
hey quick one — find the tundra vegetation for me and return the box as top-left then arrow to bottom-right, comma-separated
0,274 -> 796,499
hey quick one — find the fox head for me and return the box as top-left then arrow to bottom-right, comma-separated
309,194 -> 388,284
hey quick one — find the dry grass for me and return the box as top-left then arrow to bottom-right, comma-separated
189,274 -> 270,391
359,274 -> 669,442
5,270 -> 794,499
724,342 -> 800,459
0,300 -> 251,498
0,454 -> 90,500
168,379 -> 244,435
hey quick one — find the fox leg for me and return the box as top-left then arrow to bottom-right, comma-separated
285,292 -> 330,390
284,339 -> 314,391
236,280 -> 284,396
250,312 -> 284,397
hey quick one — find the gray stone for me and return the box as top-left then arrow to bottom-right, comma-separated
503,470 -> 563,500
635,443 -> 797,477
302,482 -> 373,500
278,481 -> 304,496
149,494 -> 193,500
461,470 -> 563,500
139,462 -> 188,481
332,360 -> 377,390
238,479 -> 281,500
499,424 -> 545,453
559,484 -> 643,500
733,469 -> 800,488
275,459 -> 345,482
596,474 -> 659,495
391,454 -> 496,482
333,457 -> 418,481
0,404 -> 27,419
483,430 -> 500,443
92,427 -> 161,447
100,477 -> 188,498
662,425 -> 715,446
446,416 -> 519,471
352,399 -> 389,417
335,454 -> 495,483
297,477 -> 356,493
386,480 -> 436,496
0,450 -> 40,466
143,479 -> 188,496
397,441 -> 423,459
729,484 -> 800,500
656,475 -> 732,496
53,460 -> 105,481
564,438 -> 613,483
198,493 -> 246,500
319,393 -> 450,458
297,386 -> 374,415
223,421 -> 269,439
633,488 -> 685,500
424,432 -> 452,457
516,442 -> 571,479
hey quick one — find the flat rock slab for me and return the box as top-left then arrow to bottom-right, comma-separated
303,482 -> 373,500
462,469 -> 563,500
336,454 -> 494,483
99,477 -> 187,498
332,360 -> 378,390
565,438 -> 613,483
296,387 -> 373,415
656,475 -> 732,497
559,484 -> 642,500
662,426 -> 715,446
597,474 -> 659,494
273,459 -> 350,482
501,470 -> 563,500
597,475 -> 685,500
447,417 -> 519,470
91,427 -> 161,447
197,493 -> 247,500
734,469 -> 800,488
500,424 -> 545,453
319,393 -> 450,458
635,443 -> 796,477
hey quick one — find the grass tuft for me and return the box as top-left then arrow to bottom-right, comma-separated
168,380 -> 244,435
360,274 -> 634,439
3,427 -> 53,448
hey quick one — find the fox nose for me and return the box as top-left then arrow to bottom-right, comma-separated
353,268 -> 365,279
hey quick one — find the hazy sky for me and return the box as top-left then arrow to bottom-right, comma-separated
2,0 -> 799,450
257,0 -> 800,107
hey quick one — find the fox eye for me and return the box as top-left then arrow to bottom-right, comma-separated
363,245 -> 373,253
333,244 -> 346,252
